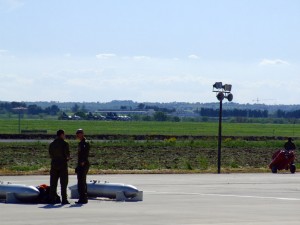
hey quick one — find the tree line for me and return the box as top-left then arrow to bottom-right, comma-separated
197,108 -> 300,119
2,101 -> 300,119
0,102 -> 59,115
197,108 -> 269,118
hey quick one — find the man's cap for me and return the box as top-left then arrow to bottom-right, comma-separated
76,129 -> 84,134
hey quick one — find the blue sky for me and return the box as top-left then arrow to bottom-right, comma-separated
0,0 -> 300,104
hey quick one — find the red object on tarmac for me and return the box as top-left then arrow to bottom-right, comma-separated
269,150 -> 296,173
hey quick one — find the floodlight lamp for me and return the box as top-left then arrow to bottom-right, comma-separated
213,82 -> 223,89
223,84 -> 232,92
226,93 -> 233,102
216,92 -> 224,101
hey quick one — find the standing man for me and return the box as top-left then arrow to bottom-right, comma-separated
49,129 -> 70,204
75,128 -> 90,204
284,137 -> 296,151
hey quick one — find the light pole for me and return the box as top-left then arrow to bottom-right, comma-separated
212,82 -> 233,174
13,107 -> 27,134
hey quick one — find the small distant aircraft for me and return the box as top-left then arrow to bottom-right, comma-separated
60,111 -> 131,121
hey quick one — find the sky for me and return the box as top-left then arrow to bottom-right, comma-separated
0,0 -> 300,104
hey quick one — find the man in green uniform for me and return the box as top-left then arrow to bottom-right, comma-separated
75,128 -> 90,204
49,129 -> 70,204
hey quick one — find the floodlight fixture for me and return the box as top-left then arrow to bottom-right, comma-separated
226,93 -> 233,102
223,84 -> 232,92
213,82 -> 223,90
216,92 -> 225,101
213,82 -> 232,93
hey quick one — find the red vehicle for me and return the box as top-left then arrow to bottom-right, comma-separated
269,150 -> 296,173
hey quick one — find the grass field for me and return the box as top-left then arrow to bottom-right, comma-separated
0,119 -> 299,175
1,139 -> 298,175
0,138 -> 299,175
0,119 -> 300,137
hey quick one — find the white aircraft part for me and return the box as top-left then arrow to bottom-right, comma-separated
6,193 -> 21,203
69,180 -> 143,201
115,190 -> 143,202
0,181 -> 40,203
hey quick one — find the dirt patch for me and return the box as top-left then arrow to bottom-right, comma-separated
0,140 -> 290,175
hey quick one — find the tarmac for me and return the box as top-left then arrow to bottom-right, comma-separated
0,173 -> 300,225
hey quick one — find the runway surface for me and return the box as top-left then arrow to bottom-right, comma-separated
0,173 -> 300,225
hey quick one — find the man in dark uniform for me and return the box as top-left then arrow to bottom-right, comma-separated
75,129 -> 90,204
49,129 -> 70,204
284,137 -> 296,151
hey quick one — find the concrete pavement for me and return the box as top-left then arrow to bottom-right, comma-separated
0,173 -> 300,225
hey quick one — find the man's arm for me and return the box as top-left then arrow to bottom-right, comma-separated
49,143 -> 53,159
79,141 -> 90,166
65,142 -> 71,160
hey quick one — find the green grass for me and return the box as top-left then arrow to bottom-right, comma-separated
1,119 -> 300,137
0,139 -> 298,174
1,119 -> 298,175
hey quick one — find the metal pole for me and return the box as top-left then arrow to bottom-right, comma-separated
217,99 -> 223,174
18,110 -> 21,134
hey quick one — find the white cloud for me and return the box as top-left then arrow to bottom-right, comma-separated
0,0 -> 24,12
259,59 -> 289,66
132,56 -> 151,60
96,53 -> 116,59
0,49 -> 9,56
1,53 -> 299,104
188,54 -> 200,59
0,49 -> 8,53
64,53 -> 72,58
0,49 -> 16,59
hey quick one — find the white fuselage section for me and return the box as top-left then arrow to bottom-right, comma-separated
0,182 -> 40,202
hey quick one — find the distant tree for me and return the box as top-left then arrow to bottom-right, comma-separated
27,104 -> 43,115
72,104 -> 80,113
200,108 -> 219,117
201,116 -> 209,122
80,104 -> 88,113
131,114 -> 142,121
75,111 -> 87,119
153,111 -> 168,121
276,109 -> 286,118
286,110 -> 300,118
172,116 -> 181,122
142,115 -> 152,121
11,101 -> 26,109
44,105 -> 60,115
137,103 -> 145,110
